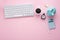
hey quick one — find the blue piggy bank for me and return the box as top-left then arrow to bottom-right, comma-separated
47,7 -> 56,16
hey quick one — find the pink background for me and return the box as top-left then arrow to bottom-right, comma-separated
0,0 -> 60,40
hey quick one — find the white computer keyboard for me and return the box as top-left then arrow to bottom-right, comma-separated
4,4 -> 34,18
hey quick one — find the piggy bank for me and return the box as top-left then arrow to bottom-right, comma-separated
47,7 -> 56,16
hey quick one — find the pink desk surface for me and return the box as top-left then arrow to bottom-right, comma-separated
0,0 -> 60,40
